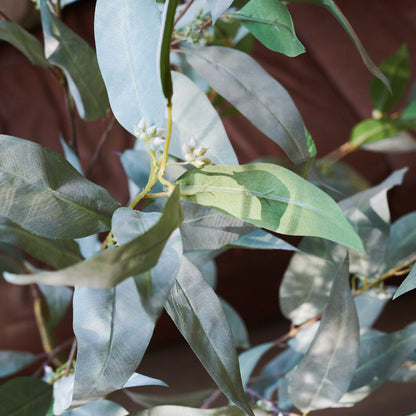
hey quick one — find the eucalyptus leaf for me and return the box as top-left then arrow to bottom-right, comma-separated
0,135 -> 120,239
362,131 -> 416,153
0,351 -> 37,378
130,405 -> 268,416
370,44 -> 410,113
0,377 -> 53,416
288,257 -> 360,413
389,352 -> 416,383
393,263 -> 416,300
0,215 -> 83,269
4,188 -> 183,288
158,0 -> 178,102
62,400 -> 128,416
221,299 -> 250,349
233,0 -> 305,57
207,0 -> 234,22
0,20 -> 50,67
39,0 -> 109,120
185,46 -> 310,163
0,243 -> 24,274
95,0 -> 165,131
170,71 -> 238,165
199,259 -> 218,288
165,256 -> 254,416
176,163 -> 363,251
60,136 -> 83,174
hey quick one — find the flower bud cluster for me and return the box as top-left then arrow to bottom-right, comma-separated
134,119 -> 166,149
174,10 -> 213,46
181,136 -> 211,168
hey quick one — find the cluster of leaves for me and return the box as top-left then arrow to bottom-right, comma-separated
0,0 -> 415,415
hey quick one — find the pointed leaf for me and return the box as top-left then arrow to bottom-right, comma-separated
63,400 -> 128,416
123,373 -> 168,389
39,0 -> 109,120
350,118 -> 404,147
0,20 -> 50,67
0,215 -> 83,269
0,351 -> 37,378
95,0 -> 165,131
176,163 -> 363,251
0,377 -> 53,416
208,0 -> 234,22
0,135 -> 119,239
393,263 -> 416,300
221,299 -> 250,349
370,44 -> 410,113
233,0 -> 305,57
165,257 -> 254,416
170,71 -> 238,165
185,46 -> 309,163
288,257 -> 360,413
5,188 -> 183,288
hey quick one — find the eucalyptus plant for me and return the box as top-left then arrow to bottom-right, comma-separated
0,0 -> 415,415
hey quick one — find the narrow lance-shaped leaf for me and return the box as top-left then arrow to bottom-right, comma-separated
393,263 -> 416,300
231,0 -> 305,57
4,188 -> 183,288
0,135 -> 120,239
176,163 -> 364,251
0,377 -> 53,416
0,351 -> 37,378
158,0 -> 179,102
39,0 -> 109,120
185,46 -> 310,163
95,0 -> 165,132
370,44 -> 410,114
288,257 -> 360,413
165,257 -> 254,416
0,20 -> 50,67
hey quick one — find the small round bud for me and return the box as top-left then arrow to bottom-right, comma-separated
194,146 -> 208,157
148,125 -> 157,136
152,137 -> 166,147
188,136 -> 197,150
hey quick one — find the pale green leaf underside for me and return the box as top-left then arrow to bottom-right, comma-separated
130,405 -> 268,416
0,351 -> 37,378
176,163 -> 363,251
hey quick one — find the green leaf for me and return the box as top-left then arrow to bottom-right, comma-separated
239,342 -> 274,388
185,46 -> 310,163
95,0 -> 165,132
362,131 -> 416,153
340,323 -> 416,405
176,163 -> 363,251
221,299 -> 250,349
370,44 -> 410,113
158,0 -> 178,102
38,284 -> 73,330
0,135 -> 120,239
165,256 -> 254,416
39,0 -> 109,120
389,352 -> 416,383
288,257 -> 360,413
208,0 -> 234,22
0,20 -> 50,67
0,215 -> 83,269
349,118 -> 404,147
63,400 -> 128,416
129,405 -> 268,416
393,263 -> 416,300
170,71 -> 238,165
232,0 -> 305,57
0,243 -> 24,274
0,351 -> 37,378
0,377 -> 53,416
4,188 -> 183,288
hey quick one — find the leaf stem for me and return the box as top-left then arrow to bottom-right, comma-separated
321,141 -> 357,166
64,339 -> 77,377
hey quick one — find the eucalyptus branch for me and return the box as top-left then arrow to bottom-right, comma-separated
200,389 -> 223,409
321,141 -> 357,166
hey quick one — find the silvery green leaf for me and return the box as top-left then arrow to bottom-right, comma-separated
393,263 -> 416,300
123,373 -> 168,389
0,351 -> 37,377
170,71 -> 238,165
53,374 -> 75,415
363,131 -> 416,153
207,0 -> 233,22
95,0 -> 165,131
199,259 -> 217,288
288,257 -> 360,413
129,405 -> 268,416
62,399 -> 128,416
221,299 -> 250,349
60,136 -> 83,174
389,352 -> 416,383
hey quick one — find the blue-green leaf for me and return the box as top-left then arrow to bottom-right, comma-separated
0,351 -> 37,378
207,0 -> 233,22
62,400 -> 128,416
393,264 -> 416,300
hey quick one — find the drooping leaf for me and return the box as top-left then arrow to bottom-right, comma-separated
62,399 -> 128,416
165,256 -> 254,416
95,0 -> 165,132
0,351 -> 37,378
176,163 -> 363,251
60,136 -> 83,174
0,135 -> 120,239
0,377 -> 53,416
340,323 -> 416,405
123,373 -> 168,389
5,188 -> 183,288
393,263 -> 416,300
0,20 -> 50,67
185,46 -> 309,163
362,131 -> 416,153
0,215 -> 83,269
38,284 -> 73,330
39,0 -> 109,120
370,44 -> 410,113
129,405 -> 268,416
158,0 -> 178,102
221,299 -> 250,349
170,71 -> 238,165
288,257 -> 360,413
239,342 -> 274,388
232,0 -> 305,57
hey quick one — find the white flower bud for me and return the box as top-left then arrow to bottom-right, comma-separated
148,125 -> 157,136
181,143 -> 190,157
152,136 -> 166,147
140,132 -> 151,142
200,157 -> 211,166
185,153 -> 195,163
193,159 -> 205,168
156,128 -> 166,137
138,119 -> 146,132
188,136 -> 197,150
194,146 -> 208,157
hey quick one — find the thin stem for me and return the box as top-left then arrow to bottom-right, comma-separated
246,387 -> 300,416
54,0 -> 62,18
100,230 -> 114,250
144,191 -> 169,199
200,389 -> 222,409
86,115 -> 116,178
64,339 -> 77,377
0,9 -> 11,20
322,141 -> 357,166
174,0 -> 196,26
64,86 -> 79,156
